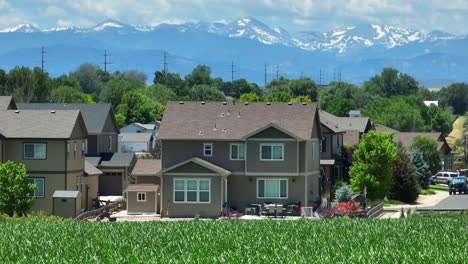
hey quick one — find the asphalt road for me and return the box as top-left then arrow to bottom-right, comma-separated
423,193 -> 468,210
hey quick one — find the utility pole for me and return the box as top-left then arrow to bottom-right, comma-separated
276,64 -> 279,80
231,61 -> 236,82
333,68 -> 336,81
300,71 -> 304,78
163,52 -> 168,73
264,63 -> 268,87
41,46 -> 46,72
103,50 -> 113,73
319,68 -> 322,86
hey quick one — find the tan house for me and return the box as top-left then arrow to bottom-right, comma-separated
0,109 -> 88,216
159,101 -> 322,218
127,184 -> 159,214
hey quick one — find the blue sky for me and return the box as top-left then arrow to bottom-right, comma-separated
2,0 -> 468,34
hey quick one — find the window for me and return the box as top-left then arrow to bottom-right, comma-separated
67,142 -> 70,159
230,143 -> 245,160
257,179 -> 287,199
203,143 -> 213,157
24,143 -> 47,160
260,144 -> 284,160
28,178 -> 45,197
81,141 -> 85,157
137,192 -> 147,202
84,139 -> 88,155
174,179 -> 210,203
320,138 -> 326,153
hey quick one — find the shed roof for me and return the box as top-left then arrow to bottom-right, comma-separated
53,190 -> 80,198
159,101 -> 318,141
99,152 -> 135,167
0,110 -> 86,139
17,103 -> 118,134
127,184 -> 160,192
132,159 -> 161,176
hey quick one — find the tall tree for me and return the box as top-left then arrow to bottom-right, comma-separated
411,149 -> 432,189
391,145 -> 419,203
99,78 -> 143,108
288,77 -> 318,100
411,136 -> 441,175
146,84 -> 177,104
350,131 -> 397,200
153,70 -> 187,97
116,91 -> 164,126
364,68 -> 419,97
185,65 -> 212,87
71,64 -> 104,95
50,86 -> 88,103
0,161 -> 36,216
437,83 -> 468,115
189,85 -> 225,101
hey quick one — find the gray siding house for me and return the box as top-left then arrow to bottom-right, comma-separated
159,101 -> 322,218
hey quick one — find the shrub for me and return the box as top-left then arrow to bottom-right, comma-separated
335,201 -> 362,214
334,185 -> 354,203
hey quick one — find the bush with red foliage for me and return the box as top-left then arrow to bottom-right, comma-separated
335,201 -> 363,214
319,207 -> 335,218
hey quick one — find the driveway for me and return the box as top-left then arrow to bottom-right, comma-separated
421,193 -> 468,210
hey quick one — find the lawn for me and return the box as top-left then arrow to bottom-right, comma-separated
1,215 -> 467,263
430,184 -> 449,192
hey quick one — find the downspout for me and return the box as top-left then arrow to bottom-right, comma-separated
65,140 -> 68,190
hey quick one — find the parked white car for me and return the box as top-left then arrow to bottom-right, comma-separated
431,172 -> 459,185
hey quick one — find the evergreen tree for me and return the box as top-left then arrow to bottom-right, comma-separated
411,149 -> 432,189
391,146 -> 419,203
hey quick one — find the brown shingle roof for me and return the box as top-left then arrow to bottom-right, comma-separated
393,132 -> 443,148
0,110 -> 86,139
132,159 -> 161,176
374,124 -> 399,133
159,101 -> 318,141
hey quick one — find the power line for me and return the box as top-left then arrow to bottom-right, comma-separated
264,62 -> 268,87
231,61 -> 236,82
319,68 -> 322,86
276,64 -> 279,80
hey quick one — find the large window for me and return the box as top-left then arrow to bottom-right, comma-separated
260,144 -> 284,160
257,179 -> 287,199
28,178 -> 45,198
230,143 -> 245,160
203,143 -> 213,157
174,179 -> 210,203
24,143 -> 47,160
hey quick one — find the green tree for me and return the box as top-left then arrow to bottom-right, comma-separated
153,71 -> 187,97
288,78 -> 318,100
99,78 -> 143,108
411,149 -> 432,189
437,83 -> 468,115
116,91 -> 164,125
185,65 -> 212,87
146,84 -> 177,104
391,145 -> 419,203
411,136 -> 441,175
295,96 -> 312,102
265,91 -> 291,102
349,131 -> 397,200
50,86 -> 88,103
71,64 -> 104,95
0,161 -> 36,216
265,77 -> 290,92
189,85 -> 225,101
326,98 -> 357,117
112,70 -> 147,85
364,68 -> 419,97
239,93 -> 262,102
52,74 -> 82,91
319,81 -> 362,109
427,104 -> 451,135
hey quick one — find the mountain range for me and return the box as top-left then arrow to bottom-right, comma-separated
0,17 -> 467,87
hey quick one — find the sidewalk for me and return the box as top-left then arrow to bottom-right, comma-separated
380,191 -> 449,219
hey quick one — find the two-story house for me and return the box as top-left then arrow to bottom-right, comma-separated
158,101 -> 322,218
0,110 -> 88,217
319,110 -> 373,147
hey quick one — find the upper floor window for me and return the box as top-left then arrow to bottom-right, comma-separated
260,143 -> 284,161
230,143 -> 245,160
28,178 -> 45,197
203,143 -> 213,157
24,143 -> 47,160
320,138 -> 326,153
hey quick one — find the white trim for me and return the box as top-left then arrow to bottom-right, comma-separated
241,122 -> 302,140
137,192 -> 147,202
165,172 -> 220,176
28,178 -> 45,198
256,178 -> 288,199
203,143 -> 213,157
24,143 -> 47,160
229,143 -> 246,160
249,138 -> 297,142
260,143 -> 284,161
173,178 -> 211,204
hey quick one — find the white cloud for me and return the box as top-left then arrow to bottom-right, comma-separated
43,5 -> 66,17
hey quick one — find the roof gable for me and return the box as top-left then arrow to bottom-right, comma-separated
159,101 -> 318,141
163,157 -> 231,176
0,96 -> 17,110
243,123 -> 298,140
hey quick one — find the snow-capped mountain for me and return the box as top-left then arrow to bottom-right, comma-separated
0,24 -> 40,33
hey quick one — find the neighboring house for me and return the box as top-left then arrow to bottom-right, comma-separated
319,118 -> 345,190
83,160 -> 102,210
119,133 -> 153,153
375,124 -> 453,171
0,96 -> 17,110
424,101 -> 439,107
16,103 -> 120,156
0,110 -> 88,217
130,159 -> 161,185
121,122 -> 160,138
159,101 -> 322,218
319,110 -> 373,147
86,153 -> 136,196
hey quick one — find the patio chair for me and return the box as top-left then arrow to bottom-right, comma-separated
268,204 -> 283,217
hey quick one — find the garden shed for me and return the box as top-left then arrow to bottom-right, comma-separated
127,184 -> 159,214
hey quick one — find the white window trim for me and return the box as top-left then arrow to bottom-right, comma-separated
81,141 -> 85,157
24,143 -> 47,160
230,143 -> 245,160
173,178 -> 211,204
84,139 -> 88,155
137,192 -> 147,202
29,178 -> 45,198
256,178 -> 288,199
259,143 -> 284,161
203,143 -> 213,157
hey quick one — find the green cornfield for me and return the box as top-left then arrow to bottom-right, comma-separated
1,215 -> 467,263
